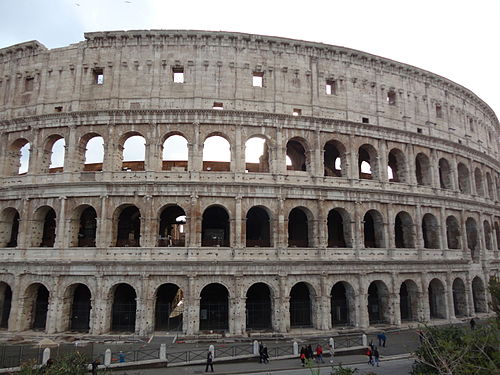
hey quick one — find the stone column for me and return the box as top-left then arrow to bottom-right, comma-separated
138,276 -> 154,335
55,196 -> 67,248
276,275 -> 289,332
184,276 -> 199,335
229,297 -> 245,335
63,125 -> 80,173
46,291 -> 60,334
465,273 -> 475,316
378,140 -> 388,182
102,124 -> 118,172
386,204 -> 395,249
234,196 -> 242,248
356,274 -> 369,328
415,205 -> 424,257
348,135 -> 358,180
353,201 -> 363,257
314,129 -> 322,179
96,195 -> 109,248
460,210 -> 469,260
233,127 -> 242,173
140,195 -> 156,247
277,198 -> 286,249
319,275 -> 330,330
451,155 -> 460,191
407,145 -> 416,186
419,273 -> 430,322
7,275 -> 23,331
91,281 -> 110,335
440,207 -> 448,251
317,199 -> 327,249
430,149 -> 440,188
17,198 -> 31,248
446,272 -> 456,320
390,273 -> 401,326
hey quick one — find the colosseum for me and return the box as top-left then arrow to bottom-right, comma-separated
0,30 -> 498,337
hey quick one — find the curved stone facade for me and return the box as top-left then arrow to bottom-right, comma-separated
0,30 -> 499,336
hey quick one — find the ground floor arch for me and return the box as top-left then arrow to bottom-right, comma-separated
111,283 -> 137,332
65,284 -> 92,332
330,281 -> 355,326
23,283 -> 50,331
290,282 -> 315,328
368,281 -> 390,324
428,279 -> 446,319
154,283 -> 184,331
400,280 -> 418,322
0,282 -> 12,329
246,283 -> 272,330
472,277 -> 487,313
199,283 -> 229,331
452,278 -> 467,318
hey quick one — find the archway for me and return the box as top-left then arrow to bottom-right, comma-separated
246,283 -> 272,330
82,134 -> 104,171
203,135 -> 231,172
32,206 -> 57,248
24,283 -> 49,331
428,279 -> 446,319
290,282 -> 314,328
388,148 -> 406,183
330,282 -> 355,326
439,158 -> 453,189
368,281 -> 390,324
466,218 -> 479,261
363,210 -> 384,248
286,138 -> 308,171
77,207 -> 97,247
48,137 -> 65,173
155,283 -> 183,331
69,284 -> 91,332
0,283 -> 12,329
474,168 -> 484,196
202,206 -> 230,247
6,139 -> 30,175
457,163 -> 471,194
358,144 -> 378,180
246,206 -> 271,247
395,211 -> 414,248
472,277 -> 487,313
324,140 -> 346,177
400,280 -> 418,322
0,208 -> 20,247
115,206 -> 141,247
122,135 -> 146,171
288,207 -> 310,247
452,278 -> 467,318
158,205 -> 186,247
199,283 -> 229,331
327,209 -> 350,247
415,153 -> 431,186
245,137 -> 270,173
483,221 -> 492,251
162,135 -> 188,171
422,213 -> 439,249
111,284 -> 136,332
446,216 -> 461,249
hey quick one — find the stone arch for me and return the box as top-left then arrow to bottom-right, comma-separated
485,172 -> 494,199
121,133 -> 146,171
246,206 -> 271,247
31,205 -> 57,247
452,278 -> 467,317
324,140 -> 347,177
162,133 -> 189,171
199,283 -> 229,331
394,211 -> 415,248
69,205 -> 97,247
438,158 -> 453,189
330,281 -> 355,327
0,282 -> 12,329
358,144 -> 379,180
202,205 -> 230,247
114,205 -> 141,247
428,278 -> 446,319
471,277 -> 487,313
495,221 -> 500,251
288,206 -> 313,248
415,153 -> 431,186
422,213 -> 440,249
245,135 -> 270,173
5,138 -> 30,175
62,283 -> 92,332
158,205 -> 186,247
286,137 -> 309,172
446,215 -> 461,249
154,283 -> 184,331
203,133 -> 231,172
22,283 -> 50,331
111,283 -> 137,332
41,134 -> 65,173
474,168 -> 484,196
400,279 -> 419,322
290,282 -> 316,328
363,209 -> 385,248
246,282 -> 273,330
466,218 -> 479,261
0,207 -> 20,247
388,148 -> 407,183
368,280 -> 390,324
457,162 -> 471,194
327,208 -> 351,248
483,220 -> 492,251
80,133 -> 105,171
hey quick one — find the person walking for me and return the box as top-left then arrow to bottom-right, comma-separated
366,347 -> 373,366
262,345 -> 269,364
470,318 -> 476,330
299,346 -> 306,367
328,343 -> 335,363
205,350 -> 214,372
258,342 -> 264,363
373,347 -> 380,367
377,332 -> 387,347
307,344 -> 313,361
91,358 -> 100,375
315,344 -> 324,363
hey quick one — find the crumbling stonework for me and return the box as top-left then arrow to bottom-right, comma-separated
0,30 -> 498,336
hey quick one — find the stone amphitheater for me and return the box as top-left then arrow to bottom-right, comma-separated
0,30 -> 498,337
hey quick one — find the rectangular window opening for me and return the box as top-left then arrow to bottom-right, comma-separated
54,106 -> 63,112
362,117 -> 369,124
213,102 -> 224,110
326,80 -> 337,95
417,128 -> 423,134
387,90 -> 396,105
292,108 -> 302,116
93,68 -> 104,85
173,67 -> 184,83
469,118 -> 474,132
252,72 -> 263,87
25,77 -> 34,92
436,104 -> 443,118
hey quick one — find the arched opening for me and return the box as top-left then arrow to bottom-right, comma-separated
452,278 -> 467,318
446,216 -> 461,249
415,153 -> 431,186
31,206 -> 57,248
69,284 -> 91,332
394,211 -> 415,248
24,283 -> 49,331
439,158 -> 453,189
111,284 -> 136,332
0,283 -> 12,329
422,213 -> 439,249
0,208 -> 20,247
155,283 -> 183,331
324,140 -> 346,177
363,210 -> 384,248
400,280 -> 418,322
6,139 -> 30,175
83,135 -> 104,171
474,168 -> 484,196
330,282 -> 355,326
48,137 -> 65,173
115,206 -> 141,247
245,137 -> 270,173
327,208 -> 350,247
457,163 -> 471,194
495,222 -> 500,251
290,282 -> 314,328
202,206 -> 230,247
246,206 -> 271,247
483,221 -> 492,250
77,207 -> 97,247
471,277 -> 487,313
288,207 -> 310,247
358,144 -> 378,180
286,138 -> 308,171
162,134 -> 188,171
203,135 -> 231,172
199,283 -> 229,331
485,172 -> 494,199
466,218 -> 479,261
388,148 -> 406,182
428,279 -> 446,319
122,134 -> 146,171
158,205 -> 186,247
368,281 -> 390,325
246,283 -> 272,330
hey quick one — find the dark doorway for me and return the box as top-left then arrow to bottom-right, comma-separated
111,284 -> 136,332
41,209 -> 56,247
290,283 -> 312,328
368,281 -> 389,325
7,211 -> 19,247
400,281 -> 417,322
364,210 -> 384,248
200,283 -> 229,331
116,206 -> 141,247
395,212 -> 414,248
78,207 -> 97,247
330,282 -> 350,326
452,279 -> 467,317
202,206 -> 230,247
324,141 -> 344,177
0,284 -> 12,328
327,210 -> 346,247
70,284 -> 91,331
428,279 -> 446,319
158,206 -> 186,247
246,207 -> 271,247
288,208 -> 309,247
246,283 -> 272,330
32,285 -> 49,330
286,139 -> 307,171
155,284 -> 183,331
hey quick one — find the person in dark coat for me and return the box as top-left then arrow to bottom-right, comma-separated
91,358 -> 100,375
373,347 -> 380,367
377,332 -> 386,347
307,344 -> 313,360
470,318 -> 476,330
300,346 -> 306,366
262,345 -> 269,364
258,342 -> 264,363
205,350 -> 214,372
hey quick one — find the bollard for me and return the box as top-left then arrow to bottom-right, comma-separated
209,344 -> 215,359
293,341 -> 299,356
329,337 -> 335,350
42,347 -> 50,365
160,343 -> 167,361
104,348 -> 112,366
253,340 -> 259,355
362,333 -> 368,346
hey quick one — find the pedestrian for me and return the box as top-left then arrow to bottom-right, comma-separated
299,346 -> 306,367
470,318 -> 476,330
373,347 -> 380,367
377,332 -> 386,347
307,344 -> 313,361
366,347 -> 373,366
258,341 -> 264,363
328,343 -> 335,363
315,344 -> 324,363
118,351 -> 126,363
205,350 -> 214,372
91,358 -> 100,375
262,345 -> 269,364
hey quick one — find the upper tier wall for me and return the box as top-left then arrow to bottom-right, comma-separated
0,30 -> 498,158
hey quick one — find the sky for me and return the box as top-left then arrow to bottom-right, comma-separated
2,0 -> 499,171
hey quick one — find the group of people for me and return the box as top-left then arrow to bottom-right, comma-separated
366,332 -> 386,367
299,344 -> 331,366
